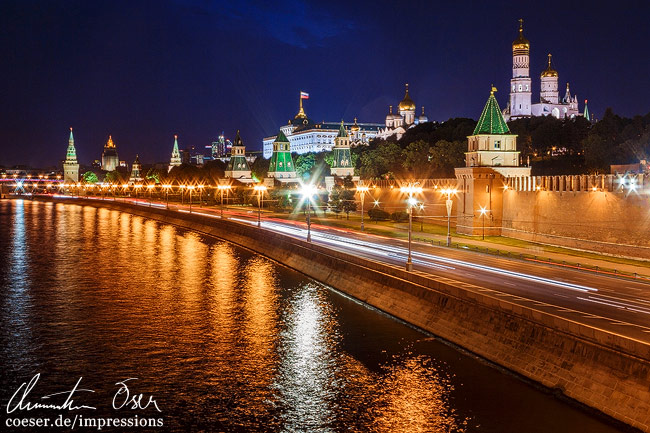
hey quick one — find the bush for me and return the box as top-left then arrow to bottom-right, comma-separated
390,211 -> 409,223
368,208 -> 390,221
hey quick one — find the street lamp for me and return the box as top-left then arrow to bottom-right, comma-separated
479,205 -> 488,240
147,184 -> 155,206
187,185 -> 196,213
253,184 -> 267,228
400,183 -> 423,271
300,184 -> 317,242
217,184 -> 232,218
440,187 -> 457,246
356,184 -> 369,231
162,184 -> 172,209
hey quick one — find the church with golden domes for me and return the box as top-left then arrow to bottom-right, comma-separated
377,84 -> 428,140
503,19 -> 582,121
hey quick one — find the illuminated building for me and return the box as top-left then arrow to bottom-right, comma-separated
129,155 -> 143,183
224,130 -> 252,182
262,93 -> 383,158
503,20 -> 582,120
169,134 -> 181,172
267,130 -> 297,181
63,127 -> 79,183
101,135 -> 119,171
376,83 -> 429,140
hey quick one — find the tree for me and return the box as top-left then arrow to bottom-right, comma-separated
428,140 -> 465,177
104,170 -> 125,184
295,153 -> 315,179
250,156 -> 268,182
145,168 -> 162,184
402,140 -> 432,178
82,171 -> 98,184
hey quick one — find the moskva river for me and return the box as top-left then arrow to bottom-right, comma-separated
0,200 -> 628,432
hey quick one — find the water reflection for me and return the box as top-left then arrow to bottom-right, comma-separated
0,201 -> 627,433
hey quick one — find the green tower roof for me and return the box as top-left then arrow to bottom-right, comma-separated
473,87 -> 510,135
65,127 -> 78,163
274,130 -> 289,143
337,121 -> 348,138
583,100 -> 590,122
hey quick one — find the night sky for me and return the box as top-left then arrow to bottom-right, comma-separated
2,0 -> 649,168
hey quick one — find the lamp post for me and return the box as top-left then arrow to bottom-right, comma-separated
300,184 -> 317,242
217,184 -> 231,218
356,185 -> 369,231
163,184 -> 171,209
253,184 -> 267,227
188,185 -> 195,213
479,205 -> 488,240
147,184 -> 155,207
400,183 -> 423,271
441,187 -> 457,246
198,185 -> 204,207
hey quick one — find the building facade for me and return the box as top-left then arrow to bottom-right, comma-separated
503,20 -> 582,121
63,127 -> 79,183
376,83 -> 429,140
262,96 -> 383,158
101,135 -> 119,172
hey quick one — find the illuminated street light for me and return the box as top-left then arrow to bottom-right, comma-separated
253,184 -> 267,228
356,184 -> 370,231
217,184 -> 232,218
440,187 -> 457,247
300,184 -> 318,242
479,205 -> 489,240
400,183 -> 423,271
187,185 -> 196,213
162,184 -> 172,209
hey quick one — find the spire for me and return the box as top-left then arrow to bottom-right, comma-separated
473,86 -> 510,135
233,130 -> 244,147
337,120 -> 348,138
274,129 -> 290,143
564,82 -> 572,102
583,99 -> 590,122
106,135 -> 115,148
65,127 -> 78,164
421,106 -> 425,115
389,105 -> 393,114
169,134 -> 181,168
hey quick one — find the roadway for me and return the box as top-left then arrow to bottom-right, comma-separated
70,195 -> 650,343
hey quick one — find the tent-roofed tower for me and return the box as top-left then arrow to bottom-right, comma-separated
329,121 -> 354,178
168,134 -> 181,172
455,86 -> 531,237
466,86 -> 519,167
584,99 -> 591,122
129,154 -> 143,183
267,130 -> 297,181
63,127 -> 80,183
225,130 -> 252,182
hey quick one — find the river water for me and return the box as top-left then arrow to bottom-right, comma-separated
0,200 -> 627,432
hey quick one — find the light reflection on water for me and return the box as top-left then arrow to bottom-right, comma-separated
0,200 -> 627,433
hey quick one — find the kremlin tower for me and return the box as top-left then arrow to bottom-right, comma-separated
169,134 -> 181,172
224,130 -> 252,182
63,127 -> 80,183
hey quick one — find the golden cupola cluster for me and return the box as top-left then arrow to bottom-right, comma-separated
541,53 -> 558,78
512,18 -> 530,55
398,83 -> 416,111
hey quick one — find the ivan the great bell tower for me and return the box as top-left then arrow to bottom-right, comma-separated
509,19 -> 532,119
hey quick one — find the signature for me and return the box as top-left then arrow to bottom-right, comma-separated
7,374 -> 161,413
7,373 -> 96,413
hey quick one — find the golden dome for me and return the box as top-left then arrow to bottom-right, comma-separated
541,53 -> 558,78
512,19 -> 529,53
351,117 -> 360,131
398,83 -> 416,111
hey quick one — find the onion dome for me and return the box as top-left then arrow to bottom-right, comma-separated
351,117 -> 360,131
512,19 -> 529,55
541,53 -> 558,78
398,83 -> 416,111
418,106 -> 428,123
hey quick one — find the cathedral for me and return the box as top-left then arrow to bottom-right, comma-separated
377,84 -> 428,140
503,20 -> 582,121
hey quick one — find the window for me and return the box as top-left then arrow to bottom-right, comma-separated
525,85 -> 529,91
518,85 -> 522,91
494,140 -> 501,150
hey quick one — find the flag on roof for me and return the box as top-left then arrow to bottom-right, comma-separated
300,91 -> 309,99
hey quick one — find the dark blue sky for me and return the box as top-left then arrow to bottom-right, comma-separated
2,0 -> 649,167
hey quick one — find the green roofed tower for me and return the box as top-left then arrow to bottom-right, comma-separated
329,121 -> 354,177
225,130 -> 252,182
465,86 -> 520,168
63,127 -> 80,183
267,130 -> 297,181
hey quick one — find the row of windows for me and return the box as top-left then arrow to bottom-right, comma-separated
513,84 -> 530,92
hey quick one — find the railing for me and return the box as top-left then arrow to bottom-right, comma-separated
505,173 -> 646,193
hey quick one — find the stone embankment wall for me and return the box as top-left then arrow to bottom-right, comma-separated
48,198 -> 650,431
